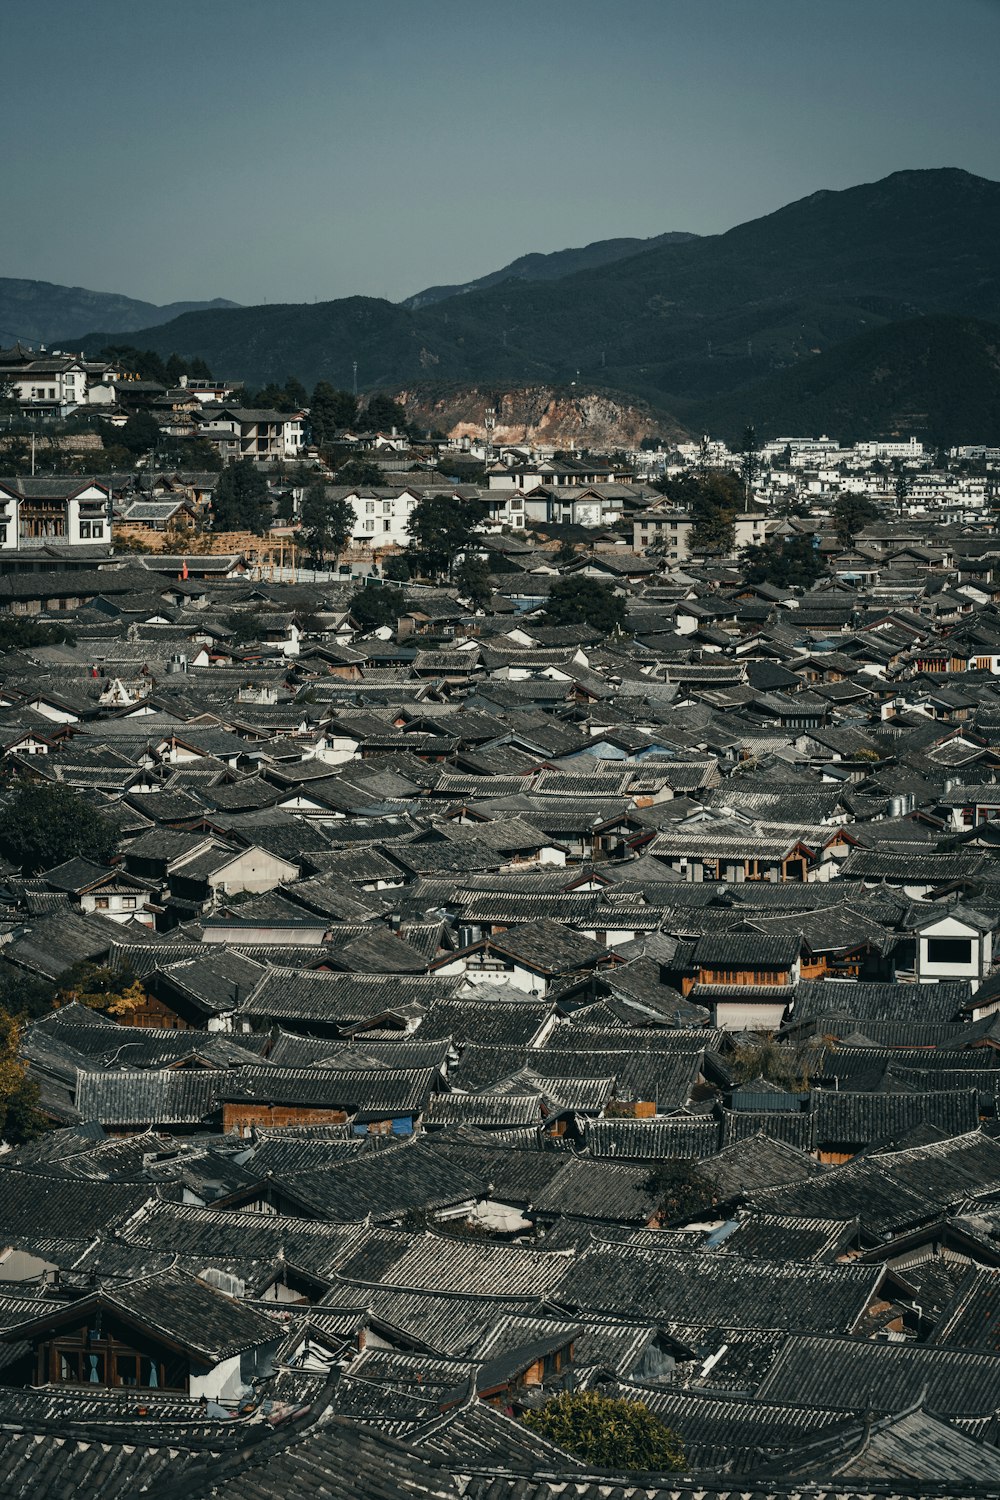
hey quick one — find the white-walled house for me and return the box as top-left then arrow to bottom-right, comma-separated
914,906 -> 993,989
197,407 -> 305,462
0,478 -> 111,549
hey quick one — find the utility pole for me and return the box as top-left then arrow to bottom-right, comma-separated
352,361 -> 358,398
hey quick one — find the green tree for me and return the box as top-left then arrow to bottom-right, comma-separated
644,1160 -> 714,1225
337,459 -> 383,488
0,783 -> 118,875
383,554 -> 411,583
117,410 -> 162,458
0,618 -> 76,652
212,458 -> 270,534
350,584 -> 407,632
738,423 -> 761,509
363,391 -> 409,433
299,483 -> 355,566
741,535 -> 827,589
832,492 -> 879,547
543,576 -> 626,634
892,459 -> 913,515
0,376 -> 20,420
310,383 -> 357,444
100,345 -> 169,384
0,1011 -> 45,1143
454,557 -> 493,609
690,472 -> 739,554
408,494 -> 487,579
728,1035 -> 815,1091
522,1390 -> 685,1472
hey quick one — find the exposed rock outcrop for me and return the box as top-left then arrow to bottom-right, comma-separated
396,384 -> 687,449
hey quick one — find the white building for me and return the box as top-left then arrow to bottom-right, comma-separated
197,406 -> 305,462
0,478 -> 111,549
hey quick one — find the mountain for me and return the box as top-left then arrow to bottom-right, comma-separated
401,231 -> 699,309
396,382 -> 687,448
687,315 -> 1000,448
0,279 -> 240,347
73,169 -> 1000,417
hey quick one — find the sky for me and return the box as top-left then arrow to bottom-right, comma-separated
3,0 -> 999,310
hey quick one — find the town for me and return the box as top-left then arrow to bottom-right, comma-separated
0,331 -> 999,1496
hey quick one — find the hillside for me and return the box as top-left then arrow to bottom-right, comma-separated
74,169 -> 1000,409
396,382 -> 687,448
401,231 -> 699,309
0,278 -> 239,347
689,316 -> 1000,447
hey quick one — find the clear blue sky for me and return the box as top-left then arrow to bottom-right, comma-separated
4,0 -> 999,308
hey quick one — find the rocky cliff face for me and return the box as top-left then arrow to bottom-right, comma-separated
395,384 -> 687,449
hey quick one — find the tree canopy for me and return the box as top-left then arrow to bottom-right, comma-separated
408,494 -> 487,580
522,1390 -> 685,1472
543,576 -> 626,634
310,383 -> 357,444
0,1011 -> 44,1144
833,492 -> 879,546
741,535 -> 827,589
0,782 -> 118,875
212,458 -> 271,534
454,557 -> 493,610
299,483 -> 355,565
350,584 -> 407,632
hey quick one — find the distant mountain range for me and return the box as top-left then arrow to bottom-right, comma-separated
62,168 -> 1000,444
0,279 -> 240,348
400,231 -> 699,309
686,315 -> 1000,447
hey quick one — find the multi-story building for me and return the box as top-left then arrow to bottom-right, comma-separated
0,478 -> 112,550
196,406 -> 305,462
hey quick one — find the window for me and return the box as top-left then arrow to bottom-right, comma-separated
122,896 -> 136,909
926,936 -> 973,965
383,520 -> 390,531
92,523 -> 103,538
95,896 -> 110,909
0,526 -> 6,543
80,522 -> 92,539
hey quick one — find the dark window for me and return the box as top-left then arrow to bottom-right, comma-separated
926,937 -> 973,965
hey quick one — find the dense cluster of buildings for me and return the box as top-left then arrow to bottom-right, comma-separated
0,479 -> 999,1497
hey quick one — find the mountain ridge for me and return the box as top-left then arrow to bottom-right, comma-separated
0,278 -> 239,348
401,230 -> 699,309
68,169 -> 1000,440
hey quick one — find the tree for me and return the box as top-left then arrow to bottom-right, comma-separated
832,493 -> 879,547
408,494 -> 487,580
0,783 -> 118,875
299,483 -> 355,566
738,423 -> 761,509
454,557 -> 492,609
522,1390 -> 685,1472
543,576 -> 626,634
892,459 -> 913,515
336,459 -> 383,488
0,1011 -> 44,1143
690,472 -> 739,555
0,618 -> 76,652
350,584 -> 407,632
383,554 -> 411,583
310,383 -> 357,444
117,410 -> 162,458
728,1035 -> 815,1091
212,458 -> 270,534
54,961 -> 147,1018
363,391 -> 408,433
645,1160 -> 714,1225
0,376 -> 20,421
741,535 -> 827,590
